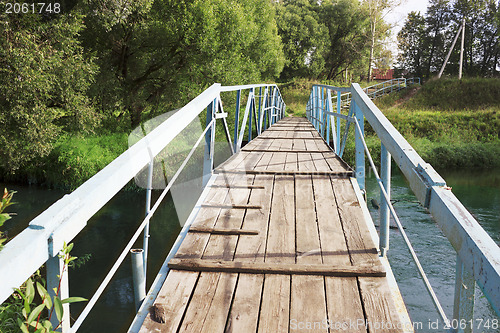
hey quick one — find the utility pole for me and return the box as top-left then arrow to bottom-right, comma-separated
458,18 -> 465,80
438,18 -> 465,79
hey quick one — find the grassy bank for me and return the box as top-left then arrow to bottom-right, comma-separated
280,77 -> 500,170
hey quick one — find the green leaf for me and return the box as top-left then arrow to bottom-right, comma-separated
42,319 -> 53,330
27,303 -> 45,325
61,296 -> 87,304
0,213 -> 11,225
36,282 -> 52,310
54,297 -> 63,322
26,278 -> 35,304
18,318 -> 29,333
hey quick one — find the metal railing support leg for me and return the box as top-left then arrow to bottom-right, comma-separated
233,90 -> 241,153
354,100 -> 365,191
202,101 -> 215,187
47,247 -> 70,332
130,249 -> 146,311
336,90 -> 341,155
453,255 -> 475,333
248,88 -> 254,141
142,161 -> 153,277
379,143 -> 391,257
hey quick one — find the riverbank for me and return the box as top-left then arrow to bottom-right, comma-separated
2,78 -> 499,189
281,77 -> 500,171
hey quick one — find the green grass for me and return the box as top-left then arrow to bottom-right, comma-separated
41,133 -> 129,189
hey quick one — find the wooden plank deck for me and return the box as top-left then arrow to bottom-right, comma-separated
139,117 -> 409,333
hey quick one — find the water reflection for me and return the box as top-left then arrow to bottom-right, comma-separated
365,168 -> 500,332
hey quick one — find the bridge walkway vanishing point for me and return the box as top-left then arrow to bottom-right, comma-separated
138,117 -> 410,332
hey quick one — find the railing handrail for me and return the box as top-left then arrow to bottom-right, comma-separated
306,82 -> 500,319
0,82 -> 286,331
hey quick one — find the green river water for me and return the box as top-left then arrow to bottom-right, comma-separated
1,168 -> 499,332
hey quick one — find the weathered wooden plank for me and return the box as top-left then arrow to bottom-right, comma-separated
254,151 -> 273,171
176,272 -> 221,332
168,259 -> 385,277
295,175 -> 322,264
200,204 -> 262,209
358,277 -> 403,333
297,153 -> 316,172
216,170 -> 353,177
139,270 -> 198,333
227,175 -> 273,332
225,274 -> 264,332
333,178 -> 381,268
267,152 -> 287,172
311,152 -> 333,172
258,175 -> 295,332
175,175 -> 236,259
234,175 -> 274,262
203,176 -> 253,261
258,275 -> 290,333
323,152 -> 351,173
188,227 -> 259,235
325,277 -> 368,333
292,175 -> 328,332
199,273 -> 239,333
292,138 -> 306,151
285,153 -> 298,171
314,175 -> 369,332
313,176 -> 350,266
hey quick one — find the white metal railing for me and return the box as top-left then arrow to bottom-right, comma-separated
307,82 -> 500,332
0,83 -> 285,332
331,77 -> 420,110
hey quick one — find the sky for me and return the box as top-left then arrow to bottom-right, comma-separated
385,0 -> 431,58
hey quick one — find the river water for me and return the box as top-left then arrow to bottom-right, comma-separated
1,168 -> 499,332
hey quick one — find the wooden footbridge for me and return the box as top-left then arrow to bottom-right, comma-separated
138,117 -> 408,332
0,81 -> 498,333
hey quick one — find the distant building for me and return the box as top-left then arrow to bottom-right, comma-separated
372,68 -> 394,81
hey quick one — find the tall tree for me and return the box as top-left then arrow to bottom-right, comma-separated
424,0 -> 451,77
81,0 -> 284,128
276,0 -> 330,79
0,11 -> 98,175
397,11 -> 427,76
320,0 -> 371,81
364,0 -> 399,81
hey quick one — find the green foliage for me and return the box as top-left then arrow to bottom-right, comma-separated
398,0 -> 500,77
0,10 -> 99,175
42,133 -> 129,189
82,0 -> 284,128
0,188 -> 15,249
0,243 -> 87,333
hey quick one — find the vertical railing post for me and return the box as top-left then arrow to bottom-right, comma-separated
202,100 -> 215,187
379,144 -> 391,257
47,246 -> 70,332
233,90 -> 241,152
142,160 -> 153,277
320,87 -> 325,138
257,87 -> 262,134
130,249 -> 146,311
453,256 -> 475,333
248,88 -> 254,141
336,90 -> 341,155
326,89 -> 331,146
354,99 -> 365,191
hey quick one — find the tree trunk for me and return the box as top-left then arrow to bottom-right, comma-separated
367,25 -> 375,82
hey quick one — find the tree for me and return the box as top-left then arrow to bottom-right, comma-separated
276,0 -> 330,79
424,0 -> 452,77
320,0 -> 371,81
364,0 -> 399,82
397,11 -> 427,76
0,11 -> 98,175
81,0 -> 284,128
